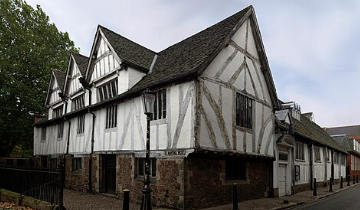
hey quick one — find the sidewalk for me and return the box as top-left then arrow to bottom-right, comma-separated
201,182 -> 360,210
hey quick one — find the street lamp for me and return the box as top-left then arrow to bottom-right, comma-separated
141,89 -> 155,210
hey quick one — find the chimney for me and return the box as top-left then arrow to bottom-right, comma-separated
303,112 -> 314,122
282,101 -> 301,120
29,112 -> 46,123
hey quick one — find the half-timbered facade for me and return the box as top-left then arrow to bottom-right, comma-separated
32,5 -> 347,209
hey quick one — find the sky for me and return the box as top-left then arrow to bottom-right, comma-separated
26,0 -> 360,127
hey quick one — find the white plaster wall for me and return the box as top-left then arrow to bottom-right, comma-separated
313,147 -> 325,182
34,122 -> 69,155
294,145 -> 310,185
68,114 -> 92,154
198,17 -> 275,157
93,81 -> 195,153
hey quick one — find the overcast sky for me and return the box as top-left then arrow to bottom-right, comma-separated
26,0 -> 360,127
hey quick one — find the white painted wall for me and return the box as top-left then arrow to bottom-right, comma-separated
34,122 -> 69,155
198,18 -> 275,157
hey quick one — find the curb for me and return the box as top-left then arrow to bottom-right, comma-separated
270,201 -> 304,210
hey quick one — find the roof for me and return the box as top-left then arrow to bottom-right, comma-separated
99,25 -> 156,71
292,114 -> 347,153
72,53 -> 89,75
52,70 -> 66,90
332,136 -> 360,156
326,125 -> 360,137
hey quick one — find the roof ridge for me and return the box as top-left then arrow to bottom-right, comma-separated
72,52 -> 89,59
98,24 -> 156,54
158,6 -> 253,54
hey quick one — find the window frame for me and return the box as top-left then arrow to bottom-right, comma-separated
235,93 -> 253,129
136,158 -> 156,178
53,105 -> 63,118
71,94 -> 85,111
314,146 -> 321,162
152,89 -> 167,121
97,79 -> 118,102
41,127 -> 46,142
105,104 -> 117,129
57,122 -> 64,139
295,141 -> 305,161
77,114 -> 85,134
72,158 -> 82,171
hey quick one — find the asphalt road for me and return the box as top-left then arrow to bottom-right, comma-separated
295,185 -> 360,210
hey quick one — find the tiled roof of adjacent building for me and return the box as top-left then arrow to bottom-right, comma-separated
292,114 -> 347,153
325,125 -> 360,137
332,135 -> 360,156
72,53 -> 89,75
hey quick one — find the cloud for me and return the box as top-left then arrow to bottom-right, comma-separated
25,0 -> 360,127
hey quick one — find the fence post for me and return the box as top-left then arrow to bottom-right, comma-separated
340,176 -> 343,188
313,178 -> 317,196
233,183 -> 238,210
58,158 -> 65,210
329,178 -> 333,192
357,175 -> 359,183
353,176 -> 356,184
123,189 -> 130,210
347,175 -> 350,186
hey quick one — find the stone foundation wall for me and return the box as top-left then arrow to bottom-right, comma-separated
64,155 -> 90,192
184,154 -> 272,209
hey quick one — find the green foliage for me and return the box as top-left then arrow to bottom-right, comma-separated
0,0 -> 78,156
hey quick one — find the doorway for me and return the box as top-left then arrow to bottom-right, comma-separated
102,155 -> 116,194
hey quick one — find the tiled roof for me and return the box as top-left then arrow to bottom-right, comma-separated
131,6 -> 251,91
292,114 -> 347,153
53,70 -> 66,90
99,25 -> 156,71
332,136 -> 360,156
72,53 -> 89,75
325,125 -> 360,137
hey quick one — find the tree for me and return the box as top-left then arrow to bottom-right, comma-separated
0,0 -> 78,156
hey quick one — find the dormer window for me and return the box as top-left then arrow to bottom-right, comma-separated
53,105 -> 63,118
97,79 -> 118,102
152,89 -> 166,120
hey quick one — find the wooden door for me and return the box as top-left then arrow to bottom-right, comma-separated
103,155 -> 116,194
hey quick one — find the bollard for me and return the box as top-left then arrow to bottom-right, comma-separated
353,176 -> 356,184
340,176 -> 343,188
233,183 -> 238,210
123,189 -> 130,210
347,175 -> 350,186
329,178 -> 333,192
313,178 -> 317,196
357,175 -> 359,183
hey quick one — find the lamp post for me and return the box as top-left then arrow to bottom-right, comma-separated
141,89 -> 155,210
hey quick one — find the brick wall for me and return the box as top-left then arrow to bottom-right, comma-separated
184,154 -> 272,209
64,155 -> 90,192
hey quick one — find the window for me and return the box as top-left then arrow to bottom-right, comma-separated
295,141 -> 305,161
225,158 -> 246,180
235,93 -> 253,129
314,146 -> 321,162
77,115 -> 85,134
136,158 -> 156,177
326,149 -> 330,162
53,105 -> 63,118
153,89 -> 166,120
71,94 -> 85,111
41,127 -> 46,141
279,152 -> 288,161
97,79 -> 117,102
50,158 -> 57,169
57,122 -> 64,139
341,154 -> 346,165
72,158 -> 82,171
333,152 -> 338,164
105,104 -> 117,129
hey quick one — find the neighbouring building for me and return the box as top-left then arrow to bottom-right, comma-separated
32,5 -> 348,209
331,135 -> 360,178
273,102 -> 347,197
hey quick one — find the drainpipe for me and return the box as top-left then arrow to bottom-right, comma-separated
88,107 -> 96,192
309,143 -> 313,190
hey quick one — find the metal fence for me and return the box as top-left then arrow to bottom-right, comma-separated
0,166 -> 64,206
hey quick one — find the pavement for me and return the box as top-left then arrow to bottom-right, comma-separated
63,182 -> 360,210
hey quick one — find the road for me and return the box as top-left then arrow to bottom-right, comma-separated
294,185 -> 360,210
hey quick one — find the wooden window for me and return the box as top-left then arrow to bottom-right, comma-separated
77,115 -> 85,134
341,154 -> 346,165
41,127 -> 46,141
97,79 -> 118,102
326,149 -> 330,162
71,94 -> 85,111
53,105 -> 63,118
57,122 -> 64,139
314,146 -> 321,162
105,104 -> 117,129
225,158 -> 246,180
153,89 -> 166,121
235,93 -> 253,129
136,158 -> 156,177
72,158 -> 82,171
279,152 -> 288,161
50,158 -> 57,169
295,141 -> 305,161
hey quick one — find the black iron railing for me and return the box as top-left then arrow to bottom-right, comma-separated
0,166 -> 64,206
